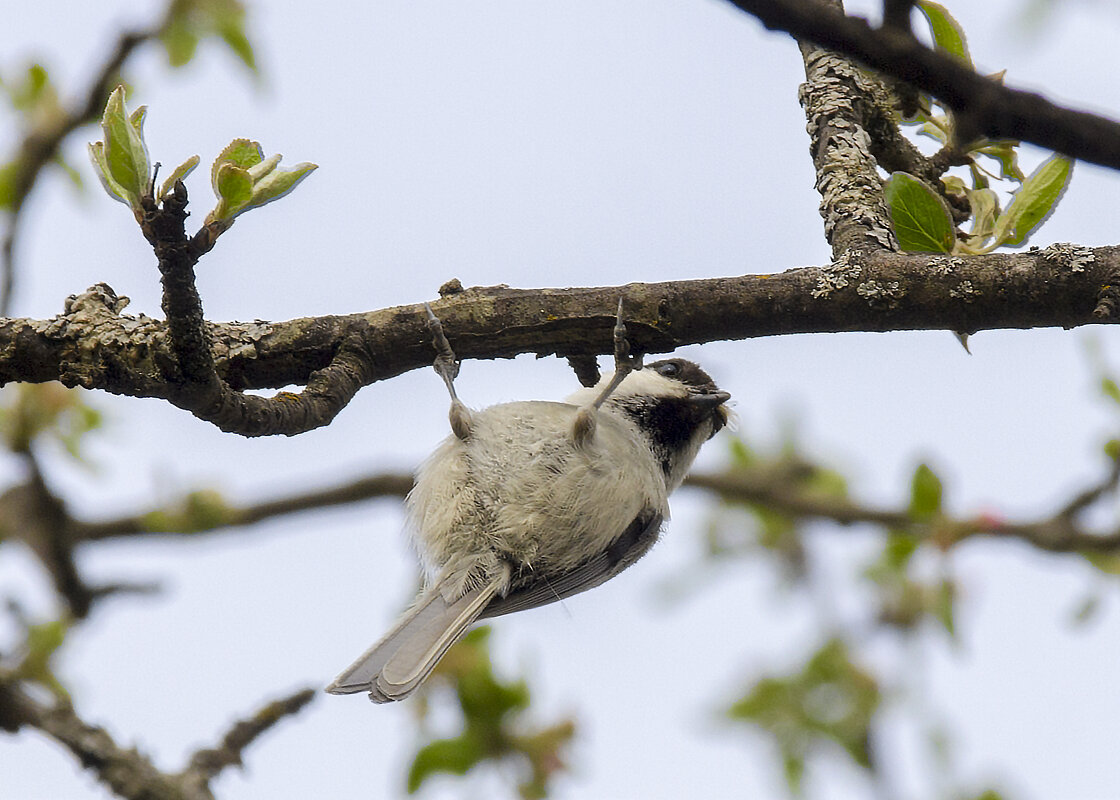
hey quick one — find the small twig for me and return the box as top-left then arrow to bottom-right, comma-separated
183,688 -> 316,787
73,471 -> 414,542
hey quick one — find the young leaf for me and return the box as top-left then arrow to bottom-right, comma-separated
990,154 -> 1073,248
884,172 -> 955,253
963,187 -> 999,250
214,163 -> 253,218
206,139 -> 316,223
210,138 -> 263,194
158,154 -> 201,201
99,86 -> 150,203
975,141 -> 1024,182
916,1 -> 972,66
243,161 -> 317,212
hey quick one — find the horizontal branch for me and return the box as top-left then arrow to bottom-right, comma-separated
1,244 -> 1117,404
725,0 -> 1120,171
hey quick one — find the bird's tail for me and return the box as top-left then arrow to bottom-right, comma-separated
326,572 -> 504,702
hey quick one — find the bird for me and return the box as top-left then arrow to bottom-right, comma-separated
327,303 -> 730,702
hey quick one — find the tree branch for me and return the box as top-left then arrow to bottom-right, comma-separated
0,678 -> 315,800
0,244 -> 1113,432
684,464 -> 1120,555
724,0 -> 1120,170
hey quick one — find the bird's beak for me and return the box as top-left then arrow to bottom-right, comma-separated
686,391 -> 732,437
686,390 -> 731,410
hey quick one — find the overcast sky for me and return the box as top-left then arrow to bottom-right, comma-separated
2,1 -> 1119,798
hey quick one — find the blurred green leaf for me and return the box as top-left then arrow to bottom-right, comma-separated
934,578 -> 957,638
0,160 -> 19,211
1103,438 -> 1120,462
1101,377 -> 1120,407
909,463 -> 943,520
160,0 -> 257,73
990,153 -> 1073,248
916,2 -> 972,66
728,638 -> 880,794
884,172 -> 955,253
1082,551 -> 1120,576
15,618 -> 70,699
141,489 -> 231,533
408,736 -> 485,793
0,384 -> 103,460
409,627 -> 574,798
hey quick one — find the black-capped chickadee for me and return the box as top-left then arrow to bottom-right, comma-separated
327,303 -> 730,702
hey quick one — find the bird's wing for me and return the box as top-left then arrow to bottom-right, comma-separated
477,508 -> 663,620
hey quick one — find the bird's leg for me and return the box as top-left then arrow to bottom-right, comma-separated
425,304 -> 472,440
572,298 -> 643,444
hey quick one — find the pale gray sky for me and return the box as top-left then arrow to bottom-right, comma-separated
2,1 -> 1119,798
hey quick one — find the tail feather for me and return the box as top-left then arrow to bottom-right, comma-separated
326,573 -> 504,703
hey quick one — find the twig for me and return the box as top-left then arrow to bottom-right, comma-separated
0,677 -> 315,800
724,0 -> 1120,170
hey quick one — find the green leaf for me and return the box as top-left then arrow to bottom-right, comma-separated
909,463 -> 943,520
1103,438 -> 1120,462
990,154 -> 1074,248
884,172 -> 955,253
916,1 -> 972,67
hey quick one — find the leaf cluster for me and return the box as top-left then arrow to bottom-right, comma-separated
883,2 -> 1073,255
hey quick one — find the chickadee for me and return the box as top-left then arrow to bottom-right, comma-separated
327,302 -> 730,702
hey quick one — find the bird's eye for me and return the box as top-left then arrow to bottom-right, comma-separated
656,362 -> 681,377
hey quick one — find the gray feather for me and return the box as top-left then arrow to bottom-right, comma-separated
326,572 -> 504,702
